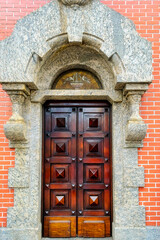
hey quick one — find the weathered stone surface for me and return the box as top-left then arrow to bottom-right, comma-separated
8,167 -> 29,188
146,227 -> 160,240
124,167 -> 145,188
0,227 -> 41,240
113,224 -> 146,240
115,206 -> 146,227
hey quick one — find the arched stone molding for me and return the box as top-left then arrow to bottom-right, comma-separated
0,0 -> 151,88
0,0 -> 152,240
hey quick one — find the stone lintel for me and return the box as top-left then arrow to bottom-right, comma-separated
31,89 -> 123,104
124,167 -> 145,188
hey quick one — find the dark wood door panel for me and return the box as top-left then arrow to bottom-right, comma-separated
77,106 -> 111,236
43,102 -> 111,238
44,107 -> 77,236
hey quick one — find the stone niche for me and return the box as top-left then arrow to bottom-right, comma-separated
0,0 -> 152,240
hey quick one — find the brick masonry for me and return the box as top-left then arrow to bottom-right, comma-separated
0,0 -> 159,228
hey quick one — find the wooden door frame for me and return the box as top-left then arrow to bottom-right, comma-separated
41,100 -> 113,237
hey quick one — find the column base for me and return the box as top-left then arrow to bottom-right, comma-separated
112,223 -> 146,240
0,226 -> 41,240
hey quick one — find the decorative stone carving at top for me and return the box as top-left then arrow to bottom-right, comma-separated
59,0 -> 90,7
0,0 -> 152,88
53,69 -> 102,89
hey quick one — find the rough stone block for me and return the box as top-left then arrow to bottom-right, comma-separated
115,206 -> 146,227
0,227 -> 41,240
8,167 -> 29,188
124,167 -> 145,187
146,227 -> 160,240
113,224 -> 146,240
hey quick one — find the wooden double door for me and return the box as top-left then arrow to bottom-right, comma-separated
43,101 -> 111,238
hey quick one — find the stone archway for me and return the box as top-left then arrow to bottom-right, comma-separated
0,0 -> 152,239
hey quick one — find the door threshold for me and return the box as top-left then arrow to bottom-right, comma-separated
42,238 -> 113,240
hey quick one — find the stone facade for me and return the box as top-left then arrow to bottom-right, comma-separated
0,0 -> 152,239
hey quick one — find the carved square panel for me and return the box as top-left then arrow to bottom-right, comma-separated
84,164 -> 103,183
89,195 -> 99,206
89,168 -> 98,179
51,190 -> 70,209
56,143 -> 65,153
56,118 -> 65,128
51,113 -> 70,131
89,118 -> 98,128
84,191 -> 103,210
89,143 -> 98,152
56,168 -> 65,178
84,114 -> 103,132
51,139 -> 70,156
50,164 -> 69,183
56,195 -> 65,206
84,139 -> 103,157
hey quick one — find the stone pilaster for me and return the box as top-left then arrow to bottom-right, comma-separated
2,84 -> 32,231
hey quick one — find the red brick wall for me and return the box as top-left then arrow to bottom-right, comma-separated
0,0 -> 159,227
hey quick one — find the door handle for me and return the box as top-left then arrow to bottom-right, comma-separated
79,184 -> 83,188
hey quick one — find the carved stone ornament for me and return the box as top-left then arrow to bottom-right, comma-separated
59,0 -> 91,7
2,84 -> 30,144
126,92 -> 147,146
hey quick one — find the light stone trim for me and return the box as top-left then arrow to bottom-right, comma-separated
0,0 -> 153,239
